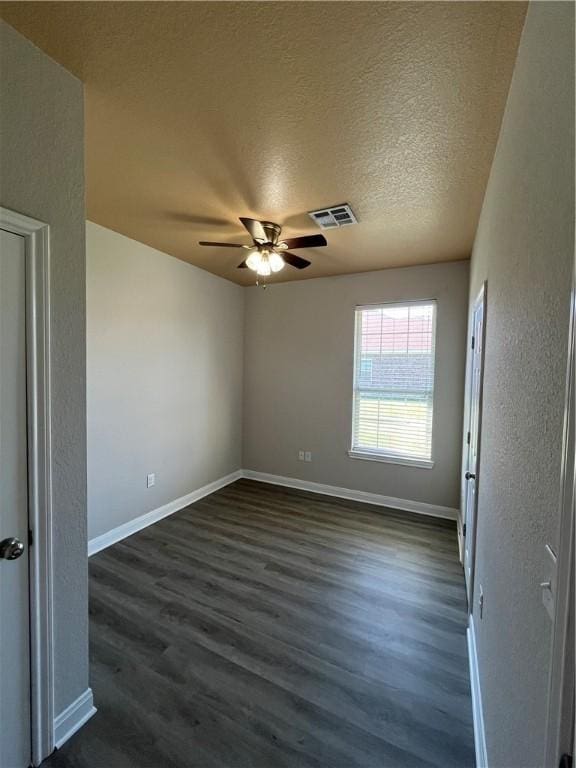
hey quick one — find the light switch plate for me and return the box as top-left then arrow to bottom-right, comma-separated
304,452 -> 312,462
147,473 -> 155,488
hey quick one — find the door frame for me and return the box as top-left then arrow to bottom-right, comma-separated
462,281 -> 487,607
0,207 -> 54,766
544,266 -> 575,767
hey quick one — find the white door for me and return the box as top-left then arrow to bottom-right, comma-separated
0,228 -> 31,768
463,283 -> 487,606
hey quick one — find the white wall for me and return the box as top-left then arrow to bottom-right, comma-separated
466,2 -> 574,766
87,222 -> 244,541
243,261 -> 469,510
0,22 -> 88,715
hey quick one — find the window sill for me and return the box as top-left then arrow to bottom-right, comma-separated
347,450 -> 434,469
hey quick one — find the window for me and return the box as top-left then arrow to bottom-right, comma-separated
350,301 -> 436,467
359,358 -> 373,384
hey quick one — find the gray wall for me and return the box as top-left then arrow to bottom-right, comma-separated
243,261 -> 469,510
0,22 -> 88,714
87,222 -> 244,541
466,3 -> 574,766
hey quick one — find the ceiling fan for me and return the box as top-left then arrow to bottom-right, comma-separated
199,217 -> 327,276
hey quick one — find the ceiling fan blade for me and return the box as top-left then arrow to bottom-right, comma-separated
198,241 -> 244,247
239,217 -> 267,243
278,234 -> 327,250
283,251 -> 311,270
237,260 -> 248,269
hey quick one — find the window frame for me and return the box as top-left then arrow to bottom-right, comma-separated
349,299 -> 437,469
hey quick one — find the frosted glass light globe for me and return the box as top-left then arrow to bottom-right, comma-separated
246,249 -> 262,271
256,257 -> 271,276
269,252 -> 285,273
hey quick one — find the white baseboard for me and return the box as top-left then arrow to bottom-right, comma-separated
467,615 -> 488,768
89,468 -> 458,557
88,470 -> 243,556
242,470 -> 459,521
53,688 -> 96,749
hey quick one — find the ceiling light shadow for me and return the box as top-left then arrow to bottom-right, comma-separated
193,119 -> 259,216
163,212 -> 233,228
281,211 -> 318,233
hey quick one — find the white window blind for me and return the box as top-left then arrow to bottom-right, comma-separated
351,301 -> 436,465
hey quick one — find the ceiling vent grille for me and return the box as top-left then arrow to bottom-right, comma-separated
308,203 -> 358,230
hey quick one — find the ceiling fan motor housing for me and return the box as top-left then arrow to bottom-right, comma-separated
259,221 -> 282,245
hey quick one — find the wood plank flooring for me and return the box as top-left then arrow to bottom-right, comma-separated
45,479 -> 475,768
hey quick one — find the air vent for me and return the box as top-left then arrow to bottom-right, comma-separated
308,203 -> 358,230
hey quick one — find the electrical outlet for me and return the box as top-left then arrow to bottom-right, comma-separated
298,451 -> 305,461
478,585 -> 484,620
304,451 -> 312,462
147,473 -> 155,488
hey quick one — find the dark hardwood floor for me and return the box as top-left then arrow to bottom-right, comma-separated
45,479 -> 475,768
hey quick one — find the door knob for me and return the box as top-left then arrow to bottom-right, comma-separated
465,472 -> 476,480
0,537 -> 25,560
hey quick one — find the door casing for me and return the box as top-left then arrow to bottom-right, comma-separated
463,281 -> 487,608
544,266 -> 575,767
0,207 -> 54,766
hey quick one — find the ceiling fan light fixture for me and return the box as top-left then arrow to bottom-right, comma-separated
245,247 -> 284,277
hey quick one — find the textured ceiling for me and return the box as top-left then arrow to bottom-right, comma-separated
0,2 -> 526,285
